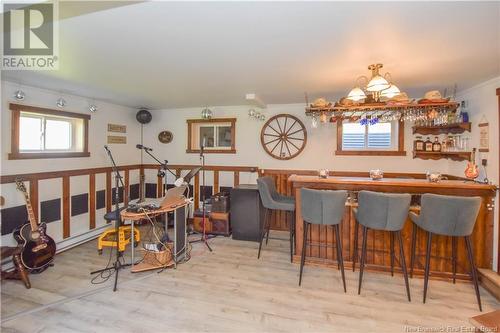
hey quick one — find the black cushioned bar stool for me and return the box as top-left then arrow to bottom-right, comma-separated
409,193 -> 482,311
299,188 -> 348,292
354,190 -> 412,301
257,177 -> 295,262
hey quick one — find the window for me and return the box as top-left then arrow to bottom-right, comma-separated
9,103 -> 90,159
187,118 -> 236,154
336,120 -> 405,156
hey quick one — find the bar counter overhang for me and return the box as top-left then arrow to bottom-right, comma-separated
289,175 -> 497,280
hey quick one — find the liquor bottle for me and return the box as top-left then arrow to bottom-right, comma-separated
414,136 -> 424,151
425,137 -> 433,151
432,136 -> 441,152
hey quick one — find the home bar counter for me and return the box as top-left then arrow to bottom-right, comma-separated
289,175 -> 497,279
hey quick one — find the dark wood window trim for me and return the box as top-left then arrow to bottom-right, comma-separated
186,118 -> 236,154
496,87 -> 500,274
335,119 -> 406,156
8,103 -> 91,160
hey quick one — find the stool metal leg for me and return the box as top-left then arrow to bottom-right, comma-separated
334,224 -> 347,292
423,231 -> 432,304
410,223 -> 417,278
258,208 -> 270,259
299,222 -> 309,286
465,236 -> 482,312
390,232 -> 395,277
397,231 -> 411,302
357,226 -> 368,295
451,237 -> 457,284
353,220 -> 359,272
265,211 -> 271,245
289,212 -> 294,263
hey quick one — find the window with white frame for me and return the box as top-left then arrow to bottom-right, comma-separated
9,103 -> 90,160
341,121 -> 397,150
19,112 -> 83,152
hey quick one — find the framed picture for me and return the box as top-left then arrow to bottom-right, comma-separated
478,122 -> 489,152
108,124 -> 127,133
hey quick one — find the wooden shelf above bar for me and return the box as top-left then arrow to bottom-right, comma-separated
413,150 -> 472,161
305,101 -> 459,115
412,122 -> 471,135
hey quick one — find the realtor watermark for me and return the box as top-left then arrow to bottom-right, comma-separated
404,325 -> 498,333
2,1 -> 59,70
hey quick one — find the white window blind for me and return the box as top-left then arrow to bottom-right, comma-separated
342,122 -> 393,150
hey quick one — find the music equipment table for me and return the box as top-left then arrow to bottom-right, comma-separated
120,196 -> 190,270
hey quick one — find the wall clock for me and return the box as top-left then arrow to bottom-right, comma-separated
158,130 -> 173,144
260,114 -> 307,160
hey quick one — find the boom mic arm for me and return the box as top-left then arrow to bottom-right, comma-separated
136,144 -> 153,151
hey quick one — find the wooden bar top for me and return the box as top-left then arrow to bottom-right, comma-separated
288,175 -> 497,195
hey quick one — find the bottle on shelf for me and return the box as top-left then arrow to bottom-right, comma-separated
414,136 -> 424,151
425,137 -> 433,151
432,136 -> 441,152
441,137 -> 448,152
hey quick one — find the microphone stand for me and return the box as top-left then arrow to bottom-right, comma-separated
91,146 -> 130,292
191,144 -> 213,252
142,148 -> 176,197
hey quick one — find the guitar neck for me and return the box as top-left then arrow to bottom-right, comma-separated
23,193 -> 38,232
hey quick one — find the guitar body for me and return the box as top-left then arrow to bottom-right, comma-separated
14,222 -> 56,271
464,148 -> 480,180
14,179 -> 57,273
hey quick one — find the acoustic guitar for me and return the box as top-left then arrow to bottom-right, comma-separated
464,148 -> 479,180
13,180 -> 56,272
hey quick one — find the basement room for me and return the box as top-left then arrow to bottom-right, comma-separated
1,1 -> 499,332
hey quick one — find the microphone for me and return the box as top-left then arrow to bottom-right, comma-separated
136,144 -> 153,151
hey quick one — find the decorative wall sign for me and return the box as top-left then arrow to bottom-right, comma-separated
107,135 -> 127,144
107,123 -> 127,133
158,130 -> 173,144
478,122 -> 489,152
260,114 -> 307,160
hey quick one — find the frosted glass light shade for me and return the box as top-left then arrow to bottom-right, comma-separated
380,84 -> 401,98
366,75 -> 390,92
346,87 -> 367,101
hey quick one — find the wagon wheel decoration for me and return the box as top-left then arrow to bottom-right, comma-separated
260,114 -> 307,160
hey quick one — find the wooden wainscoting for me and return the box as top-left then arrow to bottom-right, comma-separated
0,164 -> 258,243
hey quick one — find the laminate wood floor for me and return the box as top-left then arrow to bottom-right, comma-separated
1,232 -> 499,333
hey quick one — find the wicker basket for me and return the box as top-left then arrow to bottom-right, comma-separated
141,242 -> 173,267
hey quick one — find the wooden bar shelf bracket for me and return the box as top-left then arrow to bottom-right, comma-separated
413,151 -> 472,162
412,122 -> 472,135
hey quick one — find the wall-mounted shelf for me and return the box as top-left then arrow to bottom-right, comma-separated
412,122 -> 471,135
413,151 -> 471,162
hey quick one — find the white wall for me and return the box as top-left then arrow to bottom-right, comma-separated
448,76 -> 500,271
146,104 -> 452,173
0,81 -> 142,248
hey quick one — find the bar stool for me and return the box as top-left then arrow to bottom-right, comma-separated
299,188 -> 348,292
257,177 -> 295,262
354,191 -> 411,301
409,194 -> 482,311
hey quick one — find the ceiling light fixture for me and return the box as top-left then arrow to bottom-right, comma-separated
14,90 -> 25,101
201,107 -> 213,120
346,63 -> 402,102
56,97 -> 66,108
